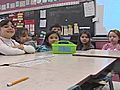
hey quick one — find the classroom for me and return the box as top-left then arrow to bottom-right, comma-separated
0,0 -> 120,90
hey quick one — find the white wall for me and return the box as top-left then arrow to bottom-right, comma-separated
94,4 -> 107,36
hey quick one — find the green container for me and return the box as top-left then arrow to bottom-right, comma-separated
52,40 -> 77,54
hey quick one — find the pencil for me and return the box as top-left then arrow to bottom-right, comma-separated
7,77 -> 29,87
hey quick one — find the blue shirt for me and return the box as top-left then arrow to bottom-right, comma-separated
37,45 -> 52,52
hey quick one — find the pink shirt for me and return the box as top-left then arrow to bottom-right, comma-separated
102,43 -> 120,51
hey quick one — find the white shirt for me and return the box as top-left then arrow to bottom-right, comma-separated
0,36 -> 35,55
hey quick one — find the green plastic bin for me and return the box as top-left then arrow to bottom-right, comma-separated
52,40 -> 77,54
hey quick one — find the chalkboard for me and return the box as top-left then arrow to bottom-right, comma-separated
46,3 -> 95,36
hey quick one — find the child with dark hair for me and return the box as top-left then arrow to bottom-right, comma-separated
37,31 -> 60,52
49,24 -> 65,40
50,24 -> 62,35
77,31 -> 94,50
0,18 -> 35,55
13,27 -> 37,49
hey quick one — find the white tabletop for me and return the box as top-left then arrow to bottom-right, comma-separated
0,52 -> 53,65
0,53 -> 116,90
73,49 -> 120,58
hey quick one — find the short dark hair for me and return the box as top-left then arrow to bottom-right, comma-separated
0,18 -> 14,27
49,24 -> 62,31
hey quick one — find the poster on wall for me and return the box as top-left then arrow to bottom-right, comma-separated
39,20 -> 46,28
6,3 -> 10,9
1,4 -> 6,10
26,0 -> 30,5
16,1 -> 20,7
31,0 -> 37,5
40,10 -> 46,18
37,0 -> 42,4
84,1 -> 95,17
30,24 -> 35,35
25,25 -> 29,30
10,3 -> 15,9
48,0 -> 53,2
42,0 -> 47,3
25,20 -> 35,35
20,1 -> 25,7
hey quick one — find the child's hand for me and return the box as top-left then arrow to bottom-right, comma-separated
12,44 -> 24,50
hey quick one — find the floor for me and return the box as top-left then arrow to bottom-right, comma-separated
103,81 -> 120,90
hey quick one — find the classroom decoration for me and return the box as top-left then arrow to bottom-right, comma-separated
9,12 -> 24,28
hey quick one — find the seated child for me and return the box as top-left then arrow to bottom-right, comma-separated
0,18 -> 35,55
37,31 -> 60,52
77,31 -> 94,51
13,27 -> 37,49
49,24 -> 65,40
102,29 -> 120,51
93,30 -> 120,89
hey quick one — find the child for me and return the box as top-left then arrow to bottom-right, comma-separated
13,27 -> 37,49
102,30 -> 120,51
37,31 -> 60,52
77,31 -> 94,50
50,24 -> 62,35
50,24 -> 64,40
0,18 -> 35,55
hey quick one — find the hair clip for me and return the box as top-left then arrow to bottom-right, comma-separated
0,18 -> 5,22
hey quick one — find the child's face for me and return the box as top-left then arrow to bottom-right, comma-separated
20,32 -> 30,44
108,32 -> 119,44
51,27 -> 62,35
0,22 -> 15,39
48,33 -> 59,44
80,34 -> 90,44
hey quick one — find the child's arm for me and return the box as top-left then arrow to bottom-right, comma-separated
23,45 -> 36,53
12,44 -> 24,50
37,45 -> 50,52
102,43 -> 108,50
0,43 -> 25,55
13,40 -> 35,54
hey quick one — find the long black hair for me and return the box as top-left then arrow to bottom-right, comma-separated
43,31 -> 60,48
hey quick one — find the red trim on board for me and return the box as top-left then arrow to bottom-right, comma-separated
0,0 -> 80,13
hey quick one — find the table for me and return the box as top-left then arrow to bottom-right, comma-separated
0,52 -> 53,65
0,53 -> 116,90
73,49 -> 120,58
73,49 -> 120,90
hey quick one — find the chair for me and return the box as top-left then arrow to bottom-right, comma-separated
69,33 -> 79,44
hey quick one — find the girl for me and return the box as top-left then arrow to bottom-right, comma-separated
0,18 -> 35,55
77,31 -> 94,50
37,31 -> 60,52
102,30 -> 120,51
13,27 -> 37,49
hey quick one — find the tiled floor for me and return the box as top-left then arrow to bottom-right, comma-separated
103,81 -> 120,90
